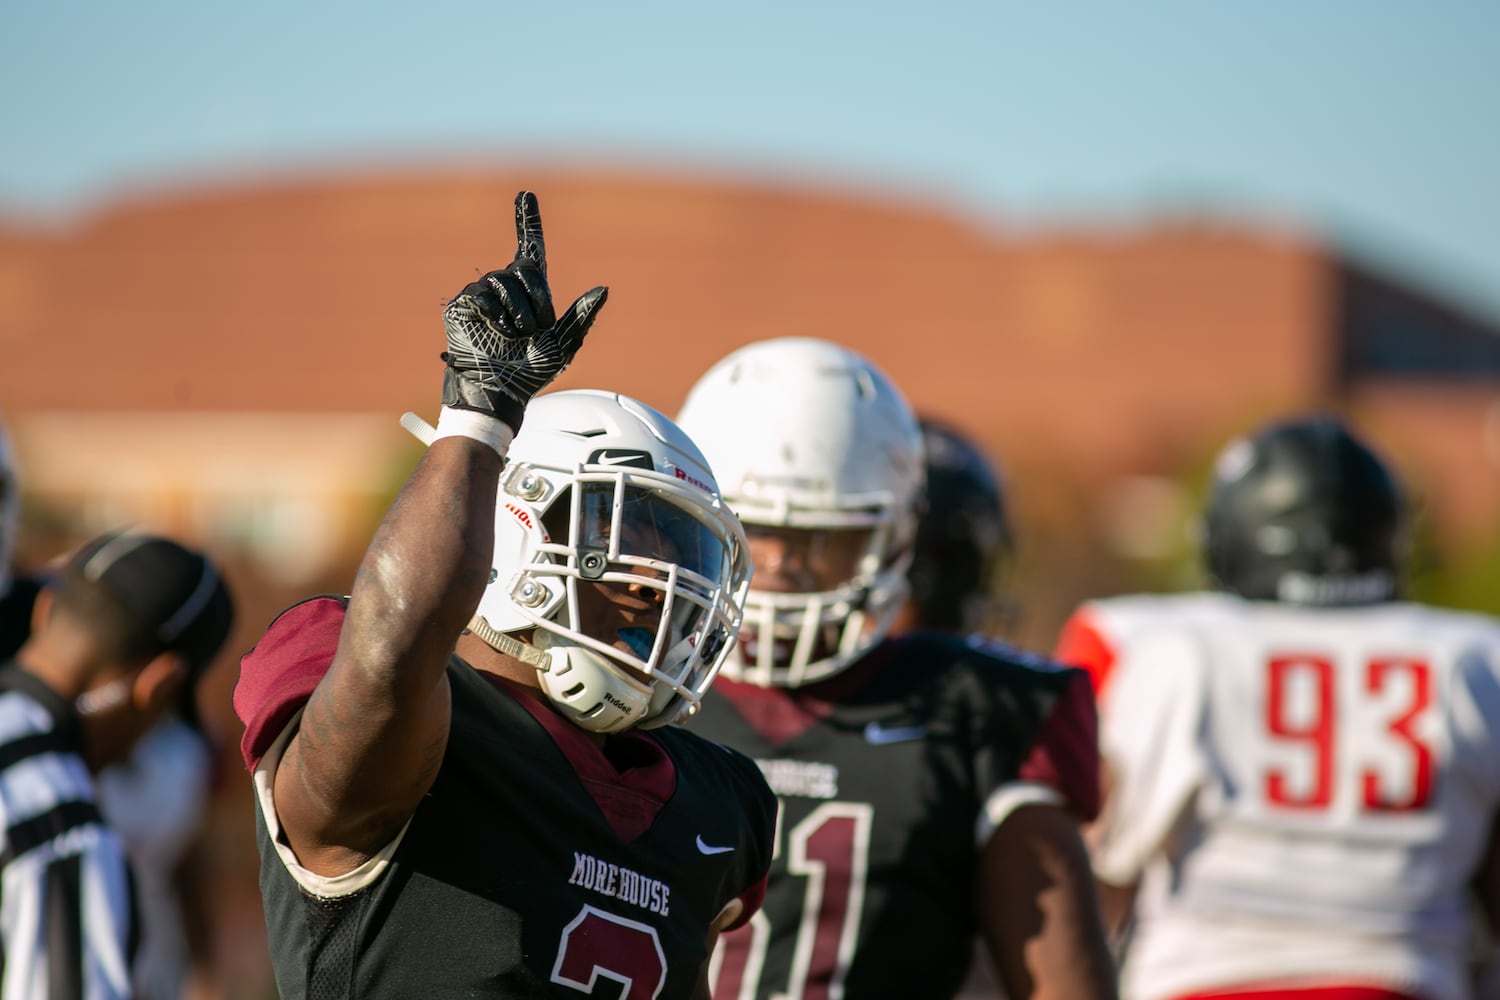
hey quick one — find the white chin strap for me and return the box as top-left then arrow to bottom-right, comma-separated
466,614 -> 547,668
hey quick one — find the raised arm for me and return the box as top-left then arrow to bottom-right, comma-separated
273,192 -> 607,875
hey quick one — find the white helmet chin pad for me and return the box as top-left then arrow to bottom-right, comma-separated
451,389 -> 751,731
534,634 -> 653,734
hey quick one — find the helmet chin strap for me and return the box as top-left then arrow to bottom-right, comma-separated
465,615 -> 549,669
464,615 -> 650,734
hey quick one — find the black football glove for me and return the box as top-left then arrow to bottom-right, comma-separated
441,191 -> 608,431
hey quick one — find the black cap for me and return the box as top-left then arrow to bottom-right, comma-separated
74,531 -> 235,726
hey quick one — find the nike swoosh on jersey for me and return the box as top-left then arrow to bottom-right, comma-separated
696,835 -> 735,855
863,721 -> 928,745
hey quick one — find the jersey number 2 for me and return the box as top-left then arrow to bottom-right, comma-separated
552,905 -> 668,999
1264,655 -> 1433,812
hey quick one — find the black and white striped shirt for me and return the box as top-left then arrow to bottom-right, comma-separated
0,666 -> 137,1000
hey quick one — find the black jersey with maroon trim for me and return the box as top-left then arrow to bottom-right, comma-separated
244,597 -> 777,999
692,629 -> 1099,1000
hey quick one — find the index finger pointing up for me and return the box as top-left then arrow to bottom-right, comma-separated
513,190 -> 546,274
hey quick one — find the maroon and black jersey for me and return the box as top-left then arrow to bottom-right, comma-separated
691,630 -> 1099,1000
235,596 -> 778,999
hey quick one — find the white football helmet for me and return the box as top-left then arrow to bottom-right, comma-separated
676,338 -> 924,687
448,389 -> 751,733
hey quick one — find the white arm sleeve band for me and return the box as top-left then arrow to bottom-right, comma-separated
975,780 -> 1066,847
253,710 -> 411,899
433,405 -> 515,458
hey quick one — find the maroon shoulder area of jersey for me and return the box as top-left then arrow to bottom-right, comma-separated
1017,668 -> 1102,821
233,595 -> 346,771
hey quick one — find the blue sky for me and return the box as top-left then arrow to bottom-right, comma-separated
5,1 -> 1499,318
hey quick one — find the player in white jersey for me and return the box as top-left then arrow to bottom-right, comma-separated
1054,414 -> 1500,1000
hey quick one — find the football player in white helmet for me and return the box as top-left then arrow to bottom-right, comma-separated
1055,414 -> 1500,1000
235,192 -> 777,999
680,337 -> 1115,1000
425,386 -> 754,734
678,335 -> 923,688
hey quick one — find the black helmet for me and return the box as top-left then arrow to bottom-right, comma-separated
1203,414 -> 1405,605
908,417 -> 1015,633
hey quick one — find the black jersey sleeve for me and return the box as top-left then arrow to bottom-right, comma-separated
719,740 -> 778,929
916,633 -> 1102,823
659,727 -> 779,930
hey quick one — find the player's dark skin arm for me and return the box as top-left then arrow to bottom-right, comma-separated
979,802 -> 1119,1000
270,191 -> 601,878
275,440 -> 498,874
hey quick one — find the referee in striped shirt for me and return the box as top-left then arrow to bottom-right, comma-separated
0,530 -> 233,1000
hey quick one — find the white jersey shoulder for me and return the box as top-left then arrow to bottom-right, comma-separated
1093,598 -> 1500,1000
1078,590 -> 1242,649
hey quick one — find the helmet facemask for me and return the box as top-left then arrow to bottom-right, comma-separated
450,391 -> 751,734
731,495 -> 915,688
738,515 -> 912,689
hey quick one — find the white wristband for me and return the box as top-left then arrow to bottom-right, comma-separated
433,406 -> 515,458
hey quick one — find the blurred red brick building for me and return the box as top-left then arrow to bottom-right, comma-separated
4,168 -> 1498,629
2,167 -> 1498,995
